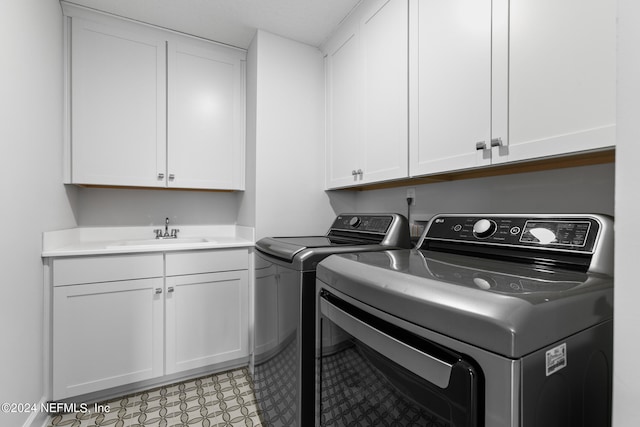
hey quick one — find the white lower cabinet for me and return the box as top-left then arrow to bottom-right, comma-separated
51,249 -> 249,400
53,277 -> 164,399
165,270 -> 249,375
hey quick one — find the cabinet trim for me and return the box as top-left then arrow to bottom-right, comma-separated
72,184 -> 237,192
60,2 -> 247,53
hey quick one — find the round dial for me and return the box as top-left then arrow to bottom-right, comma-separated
349,216 -> 361,228
472,219 -> 497,239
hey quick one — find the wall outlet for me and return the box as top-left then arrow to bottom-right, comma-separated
406,188 -> 416,205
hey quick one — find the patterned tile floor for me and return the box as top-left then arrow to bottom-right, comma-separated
46,367 -> 263,427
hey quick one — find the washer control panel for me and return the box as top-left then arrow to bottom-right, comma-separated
424,215 -> 601,253
331,214 -> 393,233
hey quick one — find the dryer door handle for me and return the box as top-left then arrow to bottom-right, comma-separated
320,295 -> 453,389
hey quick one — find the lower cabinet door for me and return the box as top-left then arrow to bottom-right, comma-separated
53,278 -> 164,399
165,270 -> 249,374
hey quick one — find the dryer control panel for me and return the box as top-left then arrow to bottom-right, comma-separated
418,214 -> 614,275
422,215 -> 603,254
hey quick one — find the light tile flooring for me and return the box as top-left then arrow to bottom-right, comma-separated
46,367 -> 263,427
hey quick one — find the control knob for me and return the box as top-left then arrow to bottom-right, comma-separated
472,219 -> 497,239
349,216 -> 361,228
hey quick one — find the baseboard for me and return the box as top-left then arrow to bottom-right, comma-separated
22,396 -> 49,427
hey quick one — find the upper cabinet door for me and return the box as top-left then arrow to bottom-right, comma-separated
71,18 -> 167,187
494,0 -> 616,164
409,0 -> 493,176
325,22 -> 362,188
324,0 -> 408,189
167,41 -> 245,190
360,0 -> 409,185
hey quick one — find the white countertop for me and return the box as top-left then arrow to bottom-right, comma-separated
42,225 -> 254,257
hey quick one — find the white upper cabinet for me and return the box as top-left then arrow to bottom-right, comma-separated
70,18 -> 167,187
409,0 -> 495,175
168,40 -> 245,190
325,24 -> 360,189
410,0 -> 615,176
325,0 -> 408,189
63,5 -> 245,190
497,0 -> 616,164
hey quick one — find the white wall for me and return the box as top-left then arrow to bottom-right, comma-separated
0,1 -> 77,426
244,30 -> 351,240
355,163 -> 615,220
614,0 -> 640,425
74,187 -> 240,227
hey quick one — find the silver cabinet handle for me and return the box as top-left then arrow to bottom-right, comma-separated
475,141 -> 487,150
157,173 -> 165,180
168,287 -> 175,293
491,137 -> 503,147
155,288 -> 162,294
168,174 -> 175,181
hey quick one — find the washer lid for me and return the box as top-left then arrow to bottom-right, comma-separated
256,236 -> 373,263
316,249 -> 613,358
255,237 -> 305,262
255,213 -> 411,264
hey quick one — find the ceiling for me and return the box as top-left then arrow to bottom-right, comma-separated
63,0 -> 362,49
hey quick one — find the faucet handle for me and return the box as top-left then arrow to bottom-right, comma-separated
153,229 -> 163,239
171,229 -> 180,238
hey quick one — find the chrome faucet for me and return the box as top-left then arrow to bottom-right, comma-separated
154,217 -> 179,239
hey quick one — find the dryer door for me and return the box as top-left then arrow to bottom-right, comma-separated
318,290 -> 483,426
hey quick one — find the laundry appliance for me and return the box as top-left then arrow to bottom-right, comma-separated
316,213 -> 614,426
253,213 -> 411,426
